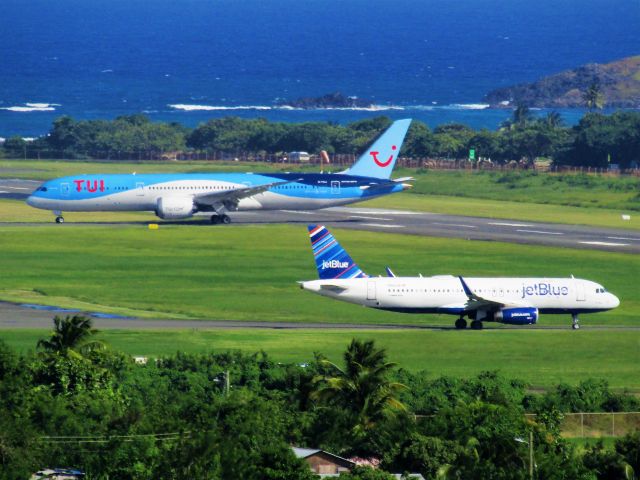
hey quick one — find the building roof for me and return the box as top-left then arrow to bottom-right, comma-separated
291,446 -> 355,466
292,447 -> 322,459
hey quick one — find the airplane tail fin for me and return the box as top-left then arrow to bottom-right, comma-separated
343,118 -> 412,179
307,225 -> 368,279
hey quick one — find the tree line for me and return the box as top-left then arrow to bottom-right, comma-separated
2,110 -> 640,168
1,315 -> 638,479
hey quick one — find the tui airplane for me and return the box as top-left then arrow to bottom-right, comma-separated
27,119 -> 412,224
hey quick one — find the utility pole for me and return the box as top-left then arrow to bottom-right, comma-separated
225,370 -> 230,396
529,430 -> 534,480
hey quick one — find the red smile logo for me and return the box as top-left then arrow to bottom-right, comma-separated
370,145 -> 397,167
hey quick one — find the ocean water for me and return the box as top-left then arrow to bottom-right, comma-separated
1,0 -> 639,137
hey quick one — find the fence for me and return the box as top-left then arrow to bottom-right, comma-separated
416,412 -> 640,438
7,147 -> 640,176
553,412 -> 640,438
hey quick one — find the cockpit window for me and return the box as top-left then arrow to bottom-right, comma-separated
37,187 -> 47,192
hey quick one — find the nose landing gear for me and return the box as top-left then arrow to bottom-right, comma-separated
572,313 -> 580,330
53,211 -> 64,223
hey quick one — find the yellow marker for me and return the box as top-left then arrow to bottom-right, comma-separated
148,223 -> 159,230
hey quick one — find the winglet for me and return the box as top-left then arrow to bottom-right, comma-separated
307,225 -> 368,280
458,276 -> 474,298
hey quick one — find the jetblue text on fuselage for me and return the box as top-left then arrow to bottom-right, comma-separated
521,282 -> 569,299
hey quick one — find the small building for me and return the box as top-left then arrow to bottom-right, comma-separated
292,447 -> 355,475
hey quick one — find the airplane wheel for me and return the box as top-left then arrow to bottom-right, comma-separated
210,215 -> 221,224
221,214 -> 231,224
471,320 -> 483,330
571,314 -> 580,330
455,318 -> 467,329
55,216 -> 64,224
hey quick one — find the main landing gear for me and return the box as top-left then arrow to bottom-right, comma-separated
210,214 -> 231,225
455,316 -> 483,330
53,211 -> 64,223
470,320 -> 484,330
572,313 -> 580,330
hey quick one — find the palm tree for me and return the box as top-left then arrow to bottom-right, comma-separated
312,339 -> 407,435
500,104 -> 532,131
37,315 -> 103,357
584,82 -> 604,111
543,111 -> 563,129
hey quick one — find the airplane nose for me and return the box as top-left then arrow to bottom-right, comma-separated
610,294 -> 620,308
26,195 -> 36,207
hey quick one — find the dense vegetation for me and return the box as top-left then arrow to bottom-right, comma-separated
3,110 -> 640,168
1,316 -> 638,479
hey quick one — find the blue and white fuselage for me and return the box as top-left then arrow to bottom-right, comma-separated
27,119 -> 412,223
300,225 -> 620,329
27,172 -> 405,215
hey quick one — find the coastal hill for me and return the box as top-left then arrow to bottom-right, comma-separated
485,55 -> 640,108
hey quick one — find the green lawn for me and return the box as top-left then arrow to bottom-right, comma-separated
1,224 -> 638,389
0,224 -> 636,326
364,193 -> 639,231
2,159 -> 638,230
2,328 -> 639,389
0,159 -> 317,179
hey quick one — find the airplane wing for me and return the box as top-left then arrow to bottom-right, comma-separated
194,178 -> 302,209
458,276 -> 530,311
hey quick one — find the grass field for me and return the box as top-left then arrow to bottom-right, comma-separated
364,194 -> 638,231
2,328 -> 639,389
0,224 -> 638,389
0,224 -> 637,326
2,159 -> 638,230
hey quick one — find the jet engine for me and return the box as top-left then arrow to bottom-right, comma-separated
156,197 -> 196,219
494,307 -> 538,325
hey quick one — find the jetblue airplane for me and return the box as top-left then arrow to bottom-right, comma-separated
27,119 -> 412,223
300,225 -> 620,330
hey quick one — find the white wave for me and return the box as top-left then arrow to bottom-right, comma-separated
1,102 -> 58,112
169,104 -> 273,111
408,105 -> 436,111
26,102 -> 60,108
316,105 -> 405,111
448,103 -> 490,110
169,103 -> 405,112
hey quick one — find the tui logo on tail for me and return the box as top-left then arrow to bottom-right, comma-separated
370,145 -> 397,167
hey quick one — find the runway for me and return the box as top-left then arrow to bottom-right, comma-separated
2,178 -> 639,253
1,301 -> 637,331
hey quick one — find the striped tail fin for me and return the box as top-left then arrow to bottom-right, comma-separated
307,225 -> 368,279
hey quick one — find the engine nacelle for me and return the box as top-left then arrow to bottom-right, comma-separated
156,197 -> 195,219
495,307 -> 538,325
